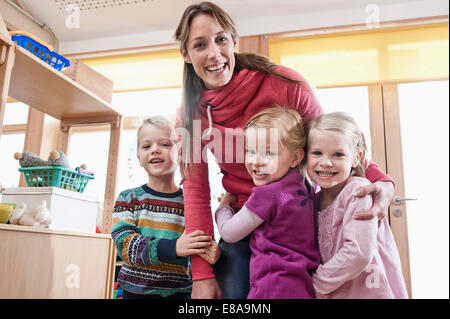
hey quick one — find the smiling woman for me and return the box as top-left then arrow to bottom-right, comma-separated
174,1 -> 396,299
180,13 -> 237,90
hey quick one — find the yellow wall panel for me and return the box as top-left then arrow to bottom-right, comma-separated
269,23 -> 449,87
81,49 -> 184,92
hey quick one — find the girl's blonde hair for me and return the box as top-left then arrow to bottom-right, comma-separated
307,112 -> 367,177
137,116 -> 177,147
244,106 -> 306,163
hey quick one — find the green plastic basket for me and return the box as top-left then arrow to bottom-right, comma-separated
19,166 -> 94,193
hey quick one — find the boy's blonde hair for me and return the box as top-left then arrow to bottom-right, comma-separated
244,105 -> 306,154
137,115 -> 177,148
307,112 -> 367,177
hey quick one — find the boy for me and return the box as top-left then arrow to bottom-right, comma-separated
112,116 -> 219,299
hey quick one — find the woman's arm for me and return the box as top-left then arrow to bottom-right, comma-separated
215,205 -> 264,243
182,162 -> 216,279
176,105 -> 217,281
312,193 -> 377,296
354,161 -> 395,220
176,107 -> 223,299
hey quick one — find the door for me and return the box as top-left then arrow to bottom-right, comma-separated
383,80 -> 449,299
315,84 -> 411,296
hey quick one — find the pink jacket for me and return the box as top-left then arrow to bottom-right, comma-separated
313,177 -> 408,299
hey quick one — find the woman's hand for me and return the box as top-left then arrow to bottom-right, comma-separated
353,181 -> 395,221
192,278 -> 222,299
176,230 -> 212,257
218,192 -> 238,207
199,240 -> 221,264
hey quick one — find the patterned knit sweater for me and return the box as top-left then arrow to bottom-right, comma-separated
111,184 -> 191,296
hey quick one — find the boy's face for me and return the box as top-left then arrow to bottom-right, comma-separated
137,124 -> 179,179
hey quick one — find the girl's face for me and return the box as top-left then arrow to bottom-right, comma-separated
182,13 -> 237,90
245,128 -> 304,187
306,129 -> 360,191
137,125 -> 179,179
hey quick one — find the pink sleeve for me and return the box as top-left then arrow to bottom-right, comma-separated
365,160 -> 395,186
215,205 -> 264,243
312,190 -> 377,296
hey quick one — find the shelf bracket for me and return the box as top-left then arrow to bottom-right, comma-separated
60,123 -> 70,133
0,45 -> 7,66
111,115 -> 121,129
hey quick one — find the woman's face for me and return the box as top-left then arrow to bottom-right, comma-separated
182,13 -> 237,89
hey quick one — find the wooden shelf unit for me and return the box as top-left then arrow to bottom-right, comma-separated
0,31 -> 120,298
0,224 -> 116,299
9,45 -> 120,120
0,33 -> 121,234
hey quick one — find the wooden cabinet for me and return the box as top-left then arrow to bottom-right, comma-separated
0,30 -> 120,298
0,224 -> 115,298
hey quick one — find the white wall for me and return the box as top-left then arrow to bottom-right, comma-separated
59,0 -> 449,54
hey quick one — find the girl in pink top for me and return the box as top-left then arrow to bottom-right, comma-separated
306,112 -> 408,299
215,106 -> 320,299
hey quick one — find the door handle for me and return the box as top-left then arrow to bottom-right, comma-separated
393,196 -> 418,205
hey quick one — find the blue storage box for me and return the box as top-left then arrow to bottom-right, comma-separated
11,34 -> 70,71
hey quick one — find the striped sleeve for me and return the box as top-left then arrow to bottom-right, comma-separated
111,191 -> 164,266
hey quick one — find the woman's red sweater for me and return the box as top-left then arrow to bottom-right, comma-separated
177,66 -> 393,280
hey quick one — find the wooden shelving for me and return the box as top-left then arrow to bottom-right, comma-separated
0,224 -> 115,298
1,33 -> 120,120
9,45 -> 120,120
0,29 -> 120,298
1,32 -> 122,234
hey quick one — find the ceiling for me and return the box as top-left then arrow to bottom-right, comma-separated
13,0 -> 449,54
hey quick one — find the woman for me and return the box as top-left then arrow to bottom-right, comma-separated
174,1 -> 395,299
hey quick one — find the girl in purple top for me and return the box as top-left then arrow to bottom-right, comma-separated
307,112 -> 408,298
214,106 -> 320,299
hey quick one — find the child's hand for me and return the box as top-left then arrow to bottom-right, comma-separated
218,192 -> 237,207
176,230 -> 212,257
199,240 -> 221,265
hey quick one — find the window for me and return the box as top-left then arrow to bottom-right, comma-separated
0,102 -> 29,188
68,88 -> 184,198
0,132 -> 25,188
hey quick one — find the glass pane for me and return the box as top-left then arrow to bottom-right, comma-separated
316,86 -> 372,159
112,88 -> 182,117
68,129 -> 110,199
68,87 -> 184,199
0,132 -> 25,189
3,102 -> 29,125
397,80 -> 449,299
